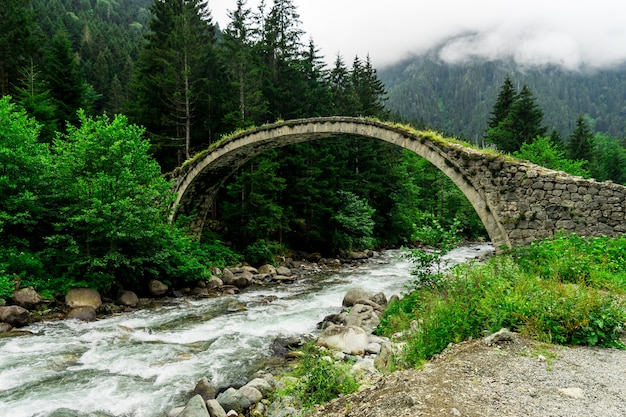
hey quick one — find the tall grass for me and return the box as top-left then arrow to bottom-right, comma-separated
376,234 -> 626,367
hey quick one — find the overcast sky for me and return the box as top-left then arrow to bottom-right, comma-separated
208,0 -> 626,70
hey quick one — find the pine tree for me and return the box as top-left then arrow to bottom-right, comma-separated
218,0 -> 267,130
0,0 -> 41,97
487,75 -> 516,130
352,54 -> 387,118
486,83 -> 546,152
129,0 -> 220,168
43,28 -> 87,127
567,115 -> 594,163
14,59 -> 58,141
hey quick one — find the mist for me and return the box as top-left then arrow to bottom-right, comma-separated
209,0 -> 626,70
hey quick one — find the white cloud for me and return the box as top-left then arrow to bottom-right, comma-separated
209,0 -> 626,69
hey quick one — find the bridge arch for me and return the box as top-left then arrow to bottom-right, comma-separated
170,117 -> 626,250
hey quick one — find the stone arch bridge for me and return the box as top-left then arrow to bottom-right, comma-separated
170,117 -> 626,250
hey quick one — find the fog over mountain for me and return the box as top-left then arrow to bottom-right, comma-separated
210,0 -> 626,70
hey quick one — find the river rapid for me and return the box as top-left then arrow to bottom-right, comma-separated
0,244 -> 493,417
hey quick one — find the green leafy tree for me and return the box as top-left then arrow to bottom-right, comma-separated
331,190 -> 376,251
513,136 -> 590,177
44,111 -> 209,292
0,97 -> 51,294
567,115 -> 595,164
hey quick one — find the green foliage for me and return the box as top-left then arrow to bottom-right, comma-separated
244,239 -> 275,267
567,115 -> 595,164
376,234 -> 626,367
405,216 -> 461,288
513,136 -> 590,177
289,343 -> 359,407
486,83 -> 546,152
331,190 -> 376,251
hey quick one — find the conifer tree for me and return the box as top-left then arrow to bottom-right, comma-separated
567,115 -> 594,164
130,0 -> 219,168
487,75 -> 516,130
0,0 -> 41,97
486,82 -> 546,152
43,29 -> 86,127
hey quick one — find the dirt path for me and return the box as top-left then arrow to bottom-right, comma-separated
313,335 -> 626,417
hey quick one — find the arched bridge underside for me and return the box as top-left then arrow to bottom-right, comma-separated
171,117 -> 626,250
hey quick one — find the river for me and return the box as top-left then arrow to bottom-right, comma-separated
0,244 -> 493,417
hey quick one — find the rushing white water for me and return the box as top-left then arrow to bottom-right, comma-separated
0,244 -> 493,417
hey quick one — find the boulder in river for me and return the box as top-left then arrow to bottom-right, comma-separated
65,288 -> 102,309
206,399 -> 227,417
148,279 -> 168,297
116,290 -> 139,307
0,305 -> 30,327
194,377 -> 217,401
12,287 -> 42,309
178,394 -> 210,417
66,306 -> 97,322
342,288 -> 372,307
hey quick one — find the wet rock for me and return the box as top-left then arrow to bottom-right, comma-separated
0,305 -> 30,327
370,292 -> 388,307
148,280 -> 168,297
167,406 -> 185,417
241,266 -> 259,274
12,287 -> 42,309
179,394 -> 210,417
244,378 -> 273,396
342,288 -> 372,307
348,251 -> 369,260
345,304 -> 380,333
272,275 -> 295,283
65,288 -> 102,309
194,377 -> 217,400
66,306 -> 97,322
232,273 -> 252,289
48,408 -> 81,417
271,336 -> 303,356
221,269 -> 235,285
318,312 -> 346,330
216,387 -> 247,413
0,322 -> 12,332
239,385 -> 263,406
116,290 -> 139,307
191,287 -> 209,296
206,399 -> 226,417
306,252 -> 322,263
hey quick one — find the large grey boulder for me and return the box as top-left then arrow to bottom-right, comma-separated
148,280 -> 168,297
65,288 -> 102,309
194,377 -> 217,401
276,266 -> 292,276
66,306 -> 97,322
344,303 -> 380,333
116,290 -> 139,307
178,395 -> 210,417
0,305 -> 30,327
342,288 -> 372,307
12,287 -> 42,309
258,264 -> 277,276
206,400 -> 226,417
238,385 -> 262,406
244,377 -> 273,396
216,387 -> 247,413
316,324 -> 370,355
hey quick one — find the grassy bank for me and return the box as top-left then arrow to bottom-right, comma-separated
375,234 -> 626,367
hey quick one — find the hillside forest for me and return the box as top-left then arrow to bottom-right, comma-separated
1,0 -> 626,300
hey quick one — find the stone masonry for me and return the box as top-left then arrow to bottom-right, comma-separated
170,117 -> 626,250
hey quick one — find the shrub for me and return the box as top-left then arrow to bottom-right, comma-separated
244,239 -> 275,266
289,343 -> 359,407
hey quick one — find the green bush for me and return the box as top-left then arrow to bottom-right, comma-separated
244,239 -> 275,266
376,235 -> 626,367
289,343 -> 359,407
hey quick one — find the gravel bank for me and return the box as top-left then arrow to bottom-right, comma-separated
313,335 -> 626,417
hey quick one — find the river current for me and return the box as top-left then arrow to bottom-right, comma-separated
0,244 -> 493,417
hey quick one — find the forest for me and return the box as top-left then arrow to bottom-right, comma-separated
1,0 -> 626,300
